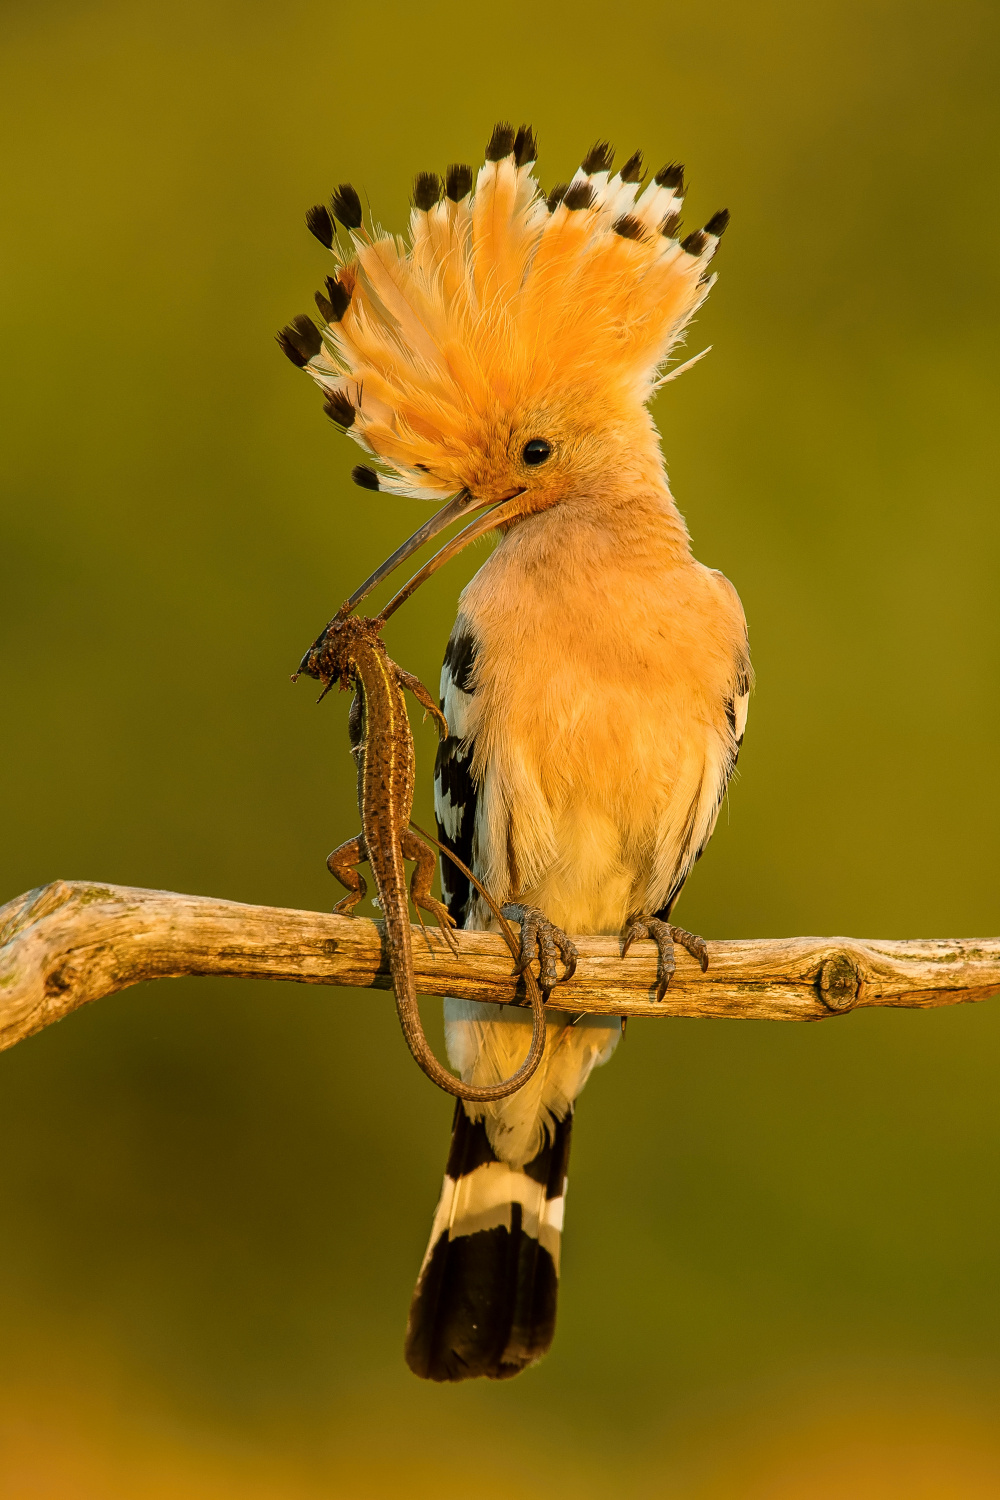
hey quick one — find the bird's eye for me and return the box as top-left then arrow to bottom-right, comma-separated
522,438 -> 552,466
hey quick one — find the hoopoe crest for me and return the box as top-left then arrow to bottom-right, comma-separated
279,122 -> 728,509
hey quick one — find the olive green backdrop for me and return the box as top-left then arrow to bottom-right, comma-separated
2,0 -> 999,1495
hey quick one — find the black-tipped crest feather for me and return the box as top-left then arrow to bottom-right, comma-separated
352,464 -> 380,490
563,181 -> 595,212
620,150 -> 644,183
581,140 -> 614,174
446,163 -> 474,201
513,124 -> 537,167
276,314 -> 322,367
331,183 -> 363,230
486,122 -> 515,161
323,389 -> 355,429
654,162 -> 685,191
681,229 -> 709,256
413,172 -> 443,210
324,275 -> 351,321
305,203 -> 335,248
612,214 -> 646,241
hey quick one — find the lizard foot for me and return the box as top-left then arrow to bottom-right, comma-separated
621,916 -> 709,1002
328,836 -> 367,915
400,829 -> 459,953
501,903 -> 578,999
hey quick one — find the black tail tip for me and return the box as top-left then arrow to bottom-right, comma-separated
404,1219 -> 558,1382
705,208 -> 730,237
404,1108 -> 571,1383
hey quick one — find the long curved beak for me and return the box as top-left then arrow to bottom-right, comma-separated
378,491 -> 525,622
340,486 -> 525,619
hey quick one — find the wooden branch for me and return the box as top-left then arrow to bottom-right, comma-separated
2,880 -> 999,1054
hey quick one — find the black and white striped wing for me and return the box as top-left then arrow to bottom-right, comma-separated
727,665 -> 751,766
434,617 -> 479,927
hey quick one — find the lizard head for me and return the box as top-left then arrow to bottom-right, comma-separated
295,614 -> 385,697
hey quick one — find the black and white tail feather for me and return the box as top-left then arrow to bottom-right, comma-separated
405,1103 -> 571,1381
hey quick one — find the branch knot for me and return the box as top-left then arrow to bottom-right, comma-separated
817,951 -> 861,1012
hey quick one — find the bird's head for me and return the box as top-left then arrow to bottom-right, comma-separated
278,123 -> 728,607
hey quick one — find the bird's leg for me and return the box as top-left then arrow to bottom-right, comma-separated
501,903 -> 579,999
327,835 -> 368,914
401,830 -> 459,951
621,915 -> 709,1002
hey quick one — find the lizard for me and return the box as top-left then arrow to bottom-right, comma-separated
295,612 -> 547,1102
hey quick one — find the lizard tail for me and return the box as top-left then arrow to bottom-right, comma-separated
385,906 -> 547,1102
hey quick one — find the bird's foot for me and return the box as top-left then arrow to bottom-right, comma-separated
501,903 -> 578,999
621,915 -> 709,1002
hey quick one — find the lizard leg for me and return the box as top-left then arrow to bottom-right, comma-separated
501,903 -> 578,999
395,666 -> 449,739
400,830 -> 458,947
327,835 -> 368,915
621,915 -> 709,1002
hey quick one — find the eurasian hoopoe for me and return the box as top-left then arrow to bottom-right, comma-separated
279,122 -> 751,1382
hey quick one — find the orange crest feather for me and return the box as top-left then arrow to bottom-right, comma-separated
288,127 -> 728,500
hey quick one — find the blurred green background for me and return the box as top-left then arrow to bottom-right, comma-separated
2,0 -> 999,1494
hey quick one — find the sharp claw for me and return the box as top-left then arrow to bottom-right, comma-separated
621,921 -> 642,961
536,935 -> 559,993
622,915 -> 689,1002
671,925 -> 710,973
552,933 -> 579,983
502,903 -> 577,991
559,951 -> 578,983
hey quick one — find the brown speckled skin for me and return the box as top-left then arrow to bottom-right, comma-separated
297,614 -> 545,1101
